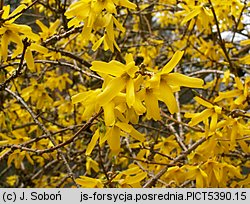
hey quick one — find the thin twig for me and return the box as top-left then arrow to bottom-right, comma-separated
5,88 -> 79,187
0,38 -> 30,90
143,136 -> 208,188
208,0 -> 235,74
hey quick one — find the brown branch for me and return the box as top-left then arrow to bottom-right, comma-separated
125,138 -> 169,187
42,26 -> 83,46
1,111 -> 102,156
119,155 -> 176,166
161,111 -> 205,133
143,136 -> 208,188
34,60 -> 102,80
48,48 -> 92,68
0,124 -> 92,154
231,0 -> 247,43
4,88 -> 79,187
0,38 -> 30,90
34,109 -> 102,154
188,69 -> 235,78
0,0 -> 3,11
208,0 -> 235,74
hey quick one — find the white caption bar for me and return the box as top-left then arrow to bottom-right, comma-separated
0,188 -> 249,204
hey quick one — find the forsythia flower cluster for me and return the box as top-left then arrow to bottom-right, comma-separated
72,51 -> 204,154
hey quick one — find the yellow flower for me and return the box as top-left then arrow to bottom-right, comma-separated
145,51 -> 203,118
185,96 -> 222,132
91,54 -> 138,107
6,175 -> 18,187
214,77 -> 250,106
163,166 -> 186,186
85,120 -> 145,155
36,19 -> 60,40
72,89 -> 102,120
65,0 -> 135,52
185,165 -> 208,188
218,116 -> 250,150
86,157 -> 99,175
180,3 -> 212,31
0,5 -> 39,62
76,176 -> 104,188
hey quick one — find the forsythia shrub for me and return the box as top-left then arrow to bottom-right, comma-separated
0,0 -> 249,188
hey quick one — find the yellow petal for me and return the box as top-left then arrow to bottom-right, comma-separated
240,54 -> 250,63
130,128 -> 145,142
76,176 -> 103,188
81,25 -> 92,42
235,77 -> 244,90
115,122 -> 132,132
126,78 -> 135,108
149,73 -> 161,88
194,96 -> 213,108
8,31 -> 22,46
125,53 -> 134,64
122,166 -> 140,175
127,108 -> 139,124
196,169 -> 207,187
133,97 -> 146,115
230,124 -> 237,150
119,0 -> 137,9
165,73 -> 204,88
105,0 -> 116,13
240,39 -> 250,46
50,19 -> 61,33
100,126 -> 109,145
92,36 -> 104,51
116,121 -> 144,142
104,33 -> 114,52
181,6 -> 201,25
214,90 -> 241,102
91,60 -> 125,77
7,4 -> 26,23
97,77 -> 125,105
113,39 -> 121,52
210,112 -> 218,132
107,126 -> 120,154
113,16 -> 125,32
144,89 -> 161,120
125,61 -> 138,78
161,51 -> 184,74
189,109 -> 213,126
234,94 -> 246,105
25,48 -> 35,71
86,130 -> 100,156
103,102 -> 115,126
156,81 -> 178,114
2,5 -> 10,19
184,112 -> 196,118
65,1 -> 89,18
213,167 -> 222,183
0,140 -> 9,145
72,92 -> 87,104
0,27 -> 7,35
36,20 -> 49,33
67,18 -> 80,28
125,172 -> 147,185
214,106 -> 222,114
86,157 -> 99,174
1,34 -> 9,62
30,43 -> 48,54
106,17 -> 114,42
